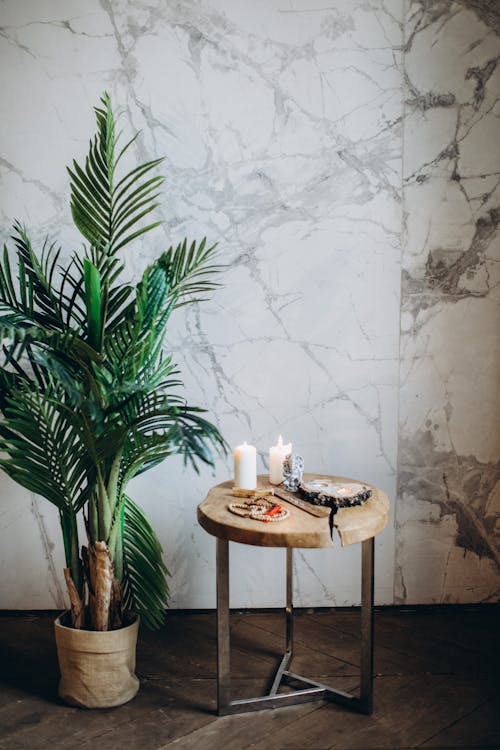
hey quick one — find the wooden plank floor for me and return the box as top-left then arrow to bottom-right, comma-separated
0,607 -> 499,749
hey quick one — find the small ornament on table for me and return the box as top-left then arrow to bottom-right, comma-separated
299,479 -> 372,509
228,497 -> 290,523
282,453 -> 304,492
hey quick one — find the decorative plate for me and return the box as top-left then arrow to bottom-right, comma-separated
299,479 -> 372,509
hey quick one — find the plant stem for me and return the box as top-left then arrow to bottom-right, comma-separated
97,473 -> 112,541
113,529 -> 124,582
107,494 -> 125,580
89,494 -> 99,545
107,449 -> 123,509
60,509 -> 82,597
69,512 -> 83,597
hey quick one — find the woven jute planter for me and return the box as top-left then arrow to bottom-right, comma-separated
54,612 -> 140,708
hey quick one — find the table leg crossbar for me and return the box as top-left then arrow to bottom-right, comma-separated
216,538 -> 375,716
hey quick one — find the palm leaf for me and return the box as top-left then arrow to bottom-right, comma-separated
83,258 -> 102,350
0,227 -> 88,336
0,385 -> 93,512
158,238 -> 223,308
11,224 -> 65,329
120,400 -> 226,486
68,92 -> 164,271
122,495 -> 170,629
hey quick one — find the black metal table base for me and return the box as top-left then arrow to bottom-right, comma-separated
216,539 -> 375,716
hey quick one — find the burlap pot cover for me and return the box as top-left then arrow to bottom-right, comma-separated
54,613 -> 140,708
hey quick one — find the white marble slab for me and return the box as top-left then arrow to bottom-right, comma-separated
397,0 -> 500,604
1,0 -> 497,611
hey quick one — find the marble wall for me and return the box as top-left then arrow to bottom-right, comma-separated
0,0 -> 498,609
397,0 -> 500,603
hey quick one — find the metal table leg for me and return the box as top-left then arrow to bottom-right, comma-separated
216,537 -> 230,713
215,538 -> 375,716
269,547 -> 294,695
360,536 -> 374,713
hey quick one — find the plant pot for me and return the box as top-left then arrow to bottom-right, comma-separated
54,612 -> 140,708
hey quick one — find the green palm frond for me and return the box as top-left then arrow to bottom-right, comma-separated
0,324 -> 98,416
11,224 -> 66,329
0,235 -> 44,328
0,384 -> 93,512
122,495 -> 170,629
0,380 -> 87,594
57,254 -> 88,329
83,257 -> 103,351
120,400 -> 226,485
158,238 -> 223,308
105,282 -> 134,327
164,405 -> 227,471
2,326 -> 101,406
68,92 -> 164,271
136,253 -> 175,328
0,228 -> 88,337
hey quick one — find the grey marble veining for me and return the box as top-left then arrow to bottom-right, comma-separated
397,0 -> 500,603
0,0 -> 497,609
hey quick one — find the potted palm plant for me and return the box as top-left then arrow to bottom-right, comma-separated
0,93 -> 225,707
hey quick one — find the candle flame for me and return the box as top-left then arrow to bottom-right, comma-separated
278,435 -> 283,447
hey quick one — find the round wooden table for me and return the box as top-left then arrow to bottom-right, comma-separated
197,474 -> 389,716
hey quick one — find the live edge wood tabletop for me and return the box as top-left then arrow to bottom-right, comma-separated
197,473 -> 390,549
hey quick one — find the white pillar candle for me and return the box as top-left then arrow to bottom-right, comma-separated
269,435 -> 292,485
234,441 -> 257,490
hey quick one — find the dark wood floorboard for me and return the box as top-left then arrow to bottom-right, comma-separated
0,608 -> 498,749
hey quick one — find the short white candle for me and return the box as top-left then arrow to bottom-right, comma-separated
269,435 -> 292,485
234,441 -> 257,489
